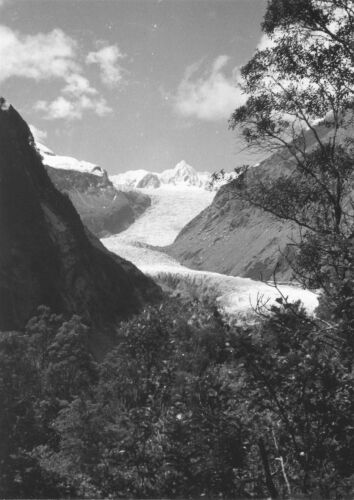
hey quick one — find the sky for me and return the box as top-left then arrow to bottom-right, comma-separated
0,0 -> 267,175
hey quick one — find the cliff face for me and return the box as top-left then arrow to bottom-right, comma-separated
37,144 -> 151,238
0,101 -> 161,331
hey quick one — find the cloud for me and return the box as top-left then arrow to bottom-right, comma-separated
35,71 -> 112,120
86,44 -> 126,87
63,74 -> 98,96
0,26 -> 78,83
35,97 -> 79,120
35,94 -> 112,121
29,123 -> 48,142
174,55 -> 247,121
0,25 -> 124,120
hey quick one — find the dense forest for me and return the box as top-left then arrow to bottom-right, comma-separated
1,1 -> 354,498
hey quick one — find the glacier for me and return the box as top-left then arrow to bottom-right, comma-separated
102,181 -> 318,316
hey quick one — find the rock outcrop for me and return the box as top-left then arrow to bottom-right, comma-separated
136,172 -> 161,189
0,100 -> 161,332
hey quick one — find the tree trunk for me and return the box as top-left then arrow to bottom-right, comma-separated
258,437 -> 279,499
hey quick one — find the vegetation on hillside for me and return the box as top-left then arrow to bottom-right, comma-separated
1,295 -> 354,498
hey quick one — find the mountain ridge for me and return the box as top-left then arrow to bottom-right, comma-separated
111,160 -> 215,190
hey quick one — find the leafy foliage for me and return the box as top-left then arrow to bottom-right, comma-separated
224,0 -> 354,496
32,301 -> 250,498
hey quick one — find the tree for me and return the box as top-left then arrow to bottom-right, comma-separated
230,301 -> 354,497
26,306 -> 98,401
224,2 -> 354,496
0,329 -> 70,498
0,307 -> 99,498
38,300 -> 251,499
228,0 -> 354,316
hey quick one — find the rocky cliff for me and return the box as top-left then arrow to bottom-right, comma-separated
37,143 -> 150,238
0,100 -> 161,332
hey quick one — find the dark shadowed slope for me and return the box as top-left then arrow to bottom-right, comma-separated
0,100 -> 161,331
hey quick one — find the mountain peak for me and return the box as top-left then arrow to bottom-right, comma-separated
174,160 -> 194,171
112,160 -> 212,190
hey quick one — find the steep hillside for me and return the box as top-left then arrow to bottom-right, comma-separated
167,122 -> 352,281
167,180 -> 295,281
37,143 -> 150,237
0,100 -> 161,332
166,145 -> 311,281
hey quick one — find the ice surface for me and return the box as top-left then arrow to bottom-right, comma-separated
108,185 -> 215,246
102,184 -> 318,315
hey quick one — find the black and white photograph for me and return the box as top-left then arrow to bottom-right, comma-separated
0,0 -> 353,498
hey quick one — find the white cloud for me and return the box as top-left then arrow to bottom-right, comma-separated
63,74 -> 98,96
29,123 -> 48,142
86,44 -> 125,87
35,71 -> 112,120
35,94 -> 112,121
35,69 -> 112,120
174,55 -> 246,121
0,25 -> 124,120
35,97 -> 80,120
0,26 -> 78,83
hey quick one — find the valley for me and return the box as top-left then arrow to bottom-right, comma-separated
102,183 -> 318,316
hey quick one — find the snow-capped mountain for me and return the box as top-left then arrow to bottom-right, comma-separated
160,161 -> 210,187
36,142 -> 105,177
111,160 -> 212,190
